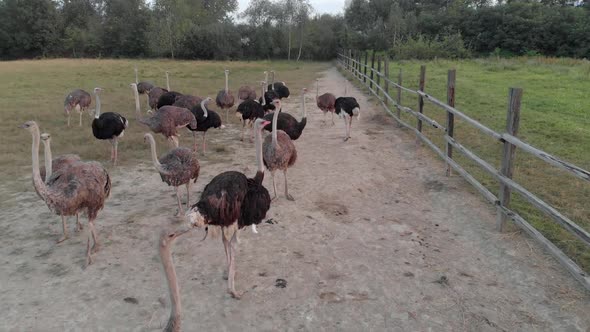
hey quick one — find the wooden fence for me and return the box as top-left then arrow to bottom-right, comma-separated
337,50 -> 590,291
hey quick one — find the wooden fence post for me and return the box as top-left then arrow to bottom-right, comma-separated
496,88 -> 523,231
348,49 -> 352,71
357,51 -> 362,79
396,68 -> 402,127
364,52 -> 368,83
446,69 -> 456,176
417,65 -> 426,140
384,56 -> 390,106
375,56 -> 381,98
370,51 -> 376,90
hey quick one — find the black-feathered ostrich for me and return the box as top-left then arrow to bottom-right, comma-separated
64,89 -> 92,127
267,71 -> 290,99
159,119 -> 272,330
39,133 -> 83,233
216,69 -> 235,123
134,66 -> 154,111
132,83 -> 197,147
316,78 -> 336,126
263,89 -> 308,141
21,121 -> 111,265
263,100 -> 298,201
188,97 -> 224,154
173,94 -> 203,109
157,91 -> 184,109
144,133 -> 200,217
91,87 -> 128,165
335,96 -> 360,141
236,81 -> 265,142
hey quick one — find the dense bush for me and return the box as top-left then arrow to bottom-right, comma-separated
390,34 -> 471,60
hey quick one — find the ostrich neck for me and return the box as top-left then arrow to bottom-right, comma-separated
264,73 -> 268,90
272,105 -> 280,147
30,127 -> 49,200
132,85 -> 142,120
302,94 -> 306,119
255,124 -> 264,173
260,85 -> 265,105
272,72 -> 275,90
147,135 -> 165,173
224,73 -> 229,93
166,73 -> 170,90
316,80 -> 319,99
160,239 -> 182,332
43,139 -> 53,180
201,100 -> 209,118
135,68 -> 138,84
94,93 -> 101,118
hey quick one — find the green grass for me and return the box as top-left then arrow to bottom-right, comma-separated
0,58 -> 330,184
346,56 -> 590,273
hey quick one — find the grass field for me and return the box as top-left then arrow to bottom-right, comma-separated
0,58 -> 330,190
344,56 -> 590,272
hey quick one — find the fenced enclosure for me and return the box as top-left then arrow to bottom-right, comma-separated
337,50 -> 590,291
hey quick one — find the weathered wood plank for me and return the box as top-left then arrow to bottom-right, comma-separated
502,134 -> 590,182
397,68 -> 402,127
497,88 -> 522,231
370,51 -> 376,90
364,52 -> 368,83
445,135 -> 590,248
498,205 -> 590,292
384,57 -> 390,106
446,69 -> 456,177
417,65 -> 426,140
376,56 -> 382,97
417,90 -> 503,141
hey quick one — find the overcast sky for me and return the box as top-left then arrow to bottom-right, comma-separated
236,0 -> 346,15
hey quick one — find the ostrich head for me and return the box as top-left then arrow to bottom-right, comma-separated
19,120 -> 38,131
254,118 -> 271,131
272,99 -> 281,109
40,133 -> 51,141
94,87 -> 103,94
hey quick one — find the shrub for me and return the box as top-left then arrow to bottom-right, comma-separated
389,33 -> 471,60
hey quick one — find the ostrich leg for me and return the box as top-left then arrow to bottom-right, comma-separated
57,216 -> 69,243
270,171 -> 278,200
79,111 -> 83,127
174,186 -> 183,217
331,111 -> 335,126
67,113 -> 71,127
86,218 -> 100,266
225,109 -> 230,124
348,117 -> 353,139
76,214 -> 83,232
222,235 -> 230,280
202,132 -> 207,155
228,231 -> 241,299
113,138 -> 119,166
240,120 -> 246,141
185,182 -> 191,209
284,170 -> 295,201
192,132 -> 198,152
342,116 -> 349,141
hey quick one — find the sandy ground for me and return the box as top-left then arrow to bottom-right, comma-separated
1,67 -> 589,331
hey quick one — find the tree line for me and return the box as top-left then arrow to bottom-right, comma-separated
1,0 -> 589,61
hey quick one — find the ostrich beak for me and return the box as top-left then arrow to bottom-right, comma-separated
18,124 -> 26,129
261,120 -> 271,127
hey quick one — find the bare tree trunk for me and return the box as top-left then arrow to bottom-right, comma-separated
166,15 -> 174,59
287,24 -> 292,61
296,24 -> 303,61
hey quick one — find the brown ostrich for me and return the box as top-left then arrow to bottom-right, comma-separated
238,85 -> 257,103
159,119 -> 272,330
263,100 -> 298,201
148,87 -> 169,113
144,133 -> 200,216
132,83 -> 197,147
134,66 -> 154,110
216,69 -> 235,123
20,121 -> 111,265
64,89 -> 92,127
315,78 -> 336,127
40,133 -> 84,232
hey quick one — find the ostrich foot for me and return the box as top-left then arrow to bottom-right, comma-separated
85,238 -> 93,266
286,193 -> 295,201
174,209 -> 183,217
271,195 -> 279,201
229,289 -> 243,300
75,217 -> 83,232
56,234 -> 69,243
91,242 -> 101,254
343,137 -> 350,142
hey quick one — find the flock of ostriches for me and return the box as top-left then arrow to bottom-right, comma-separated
20,68 -> 360,331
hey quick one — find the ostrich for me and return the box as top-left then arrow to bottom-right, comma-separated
263,89 -> 308,141
148,87 -> 169,113
335,96 -> 360,141
132,83 -> 197,147
39,133 -> 83,233
263,100 -> 298,201
159,119 -> 271,330
144,133 -> 200,217
267,71 -> 290,99
91,87 -> 128,165
188,97 -> 223,154
157,91 -> 184,109
216,69 -> 235,123
316,79 -> 336,127
238,85 -> 257,103
236,81 -> 265,142
134,66 -> 154,110
20,121 -> 111,265
64,89 -> 92,127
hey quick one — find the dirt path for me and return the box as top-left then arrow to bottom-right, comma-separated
1,67 -> 589,331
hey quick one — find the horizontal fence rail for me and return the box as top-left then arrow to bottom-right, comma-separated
337,51 -> 590,291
